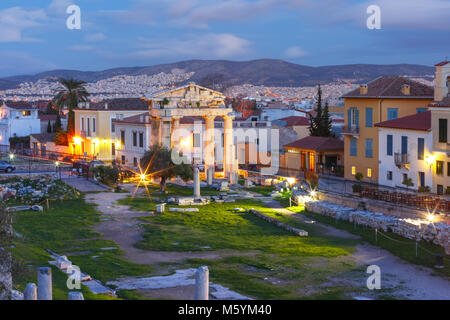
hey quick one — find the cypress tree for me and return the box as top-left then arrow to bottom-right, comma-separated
47,120 -> 52,133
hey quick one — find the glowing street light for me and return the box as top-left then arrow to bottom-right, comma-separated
9,153 -> 14,160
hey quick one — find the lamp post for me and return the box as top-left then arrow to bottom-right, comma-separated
55,161 -> 61,180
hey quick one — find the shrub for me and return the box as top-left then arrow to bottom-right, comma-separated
418,186 -> 431,193
54,130 -> 68,146
355,172 -> 363,181
92,165 -> 119,187
352,184 -> 363,193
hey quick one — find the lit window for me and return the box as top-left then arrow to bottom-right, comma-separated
22,110 -> 31,116
367,168 -> 372,178
351,166 -> 356,175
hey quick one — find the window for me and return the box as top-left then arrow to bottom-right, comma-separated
139,132 -> 144,148
81,117 -> 85,131
387,108 -> 398,120
87,118 -> 90,136
365,138 -> 373,158
437,184 -> 444,195
448,162 -> 450,177
111,143 -> 115,156
417,138 -> 424,160
133,157 -> 138,167
348,108 -> 359,127
22,110 -> 31,116
133,132 -> 137,147
387,135 -> 393,156
93,118 -> 96,133
401,136 -> 408,155
402,173 -> 408,183
387,171 -> 393,180
439,119 -> 448,143
193,133 -> 201,148
111,118 -> 115,133
436,160 -> 444,175
365,108 -> 373,127
419,172 -> 425,187
367,168 -> 372,178
121,155 -> 125,165
416,108 -> 427,114
351,166 -> 356,175
121,130 -> 125,146
350,138 -> 357,156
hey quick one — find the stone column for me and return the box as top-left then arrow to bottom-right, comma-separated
193,166 -> 200,199
37,267 -> 52,300
68,292 -> 84,300
194,266 -> 209,300
204,115 -> 215,177
223,115 -> 234,178
171,117 -> 181,149
23,283 -> 37,300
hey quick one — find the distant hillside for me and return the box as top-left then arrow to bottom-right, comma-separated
0,59 -> 435,90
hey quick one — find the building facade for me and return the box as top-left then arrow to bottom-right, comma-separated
342,77 -> 434,182
376,111 -> 433,191
0,101 -> 40,146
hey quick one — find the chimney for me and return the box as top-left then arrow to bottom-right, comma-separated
401,83 -> 411,95
360,84 -> 368,95
104,102 -> 108,110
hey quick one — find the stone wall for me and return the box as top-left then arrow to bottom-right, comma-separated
317,191 -> 450,224
305,200 -> 450,255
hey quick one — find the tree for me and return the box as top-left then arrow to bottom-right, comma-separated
55,130 -> 69,146
54,114 -> 62,133
309,84 -> 333,137
140,145 -> 193,191
92,165 -> 119,187
46,120 -> 52,133
53,78 -> 90,136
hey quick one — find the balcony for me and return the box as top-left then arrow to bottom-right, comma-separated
341,126 -> 360,136
394,153 -> 409,167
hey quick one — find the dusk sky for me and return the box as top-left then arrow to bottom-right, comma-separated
0,0 -> 449,77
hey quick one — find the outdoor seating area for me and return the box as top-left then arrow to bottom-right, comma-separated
360,187 -> 450,214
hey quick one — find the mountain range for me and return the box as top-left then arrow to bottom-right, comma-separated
0,59 -> 435,90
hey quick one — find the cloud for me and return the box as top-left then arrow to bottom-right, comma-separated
285,46 -> 308,59
0,7 -> 47,42
69,45 -> 95,51
85,32 -> 106,42
131,33 -> 251,60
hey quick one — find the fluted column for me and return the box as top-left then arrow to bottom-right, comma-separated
171,117 -> 181,149
223,115 -> 234,178
204,115 -> 215,176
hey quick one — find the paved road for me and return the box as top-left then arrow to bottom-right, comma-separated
62,174 -> 111,192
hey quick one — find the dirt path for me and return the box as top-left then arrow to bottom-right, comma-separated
85,189 -> 254,269
264,199 -> 450,300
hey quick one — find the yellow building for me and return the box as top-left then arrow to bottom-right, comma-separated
72,99 -> 148,161
428,61 -> 450,194
342,77 -> 434,182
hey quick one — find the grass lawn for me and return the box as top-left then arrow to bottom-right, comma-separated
119,195 -> 365,299
12,197 -> 153,300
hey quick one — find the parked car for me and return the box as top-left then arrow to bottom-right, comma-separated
89,160 -> 105,168
49,153 -> 63,161
62,156 -> 75,163
0,160 -> 16,173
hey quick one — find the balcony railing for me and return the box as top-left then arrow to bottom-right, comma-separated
394,153 -> 409,165
341,126 -> 359,135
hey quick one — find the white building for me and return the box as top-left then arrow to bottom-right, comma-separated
0,101 -> 41,146
376,111 -> 433,190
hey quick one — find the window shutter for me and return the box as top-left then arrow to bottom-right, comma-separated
387,135 -> 393,156
355,109 -> 359,128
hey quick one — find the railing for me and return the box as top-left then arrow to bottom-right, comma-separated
394,153 -> 409,165
341,126 -> 359,135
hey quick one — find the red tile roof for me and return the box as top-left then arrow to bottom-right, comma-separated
1,100 -> 36,109
284,136 -> 344,151
429,97 -> 450,108
375,111 -> 431,131
342,76 -> 434,99
435,61 -> 450,67
39,114 -> 66,121
276,116 -> 310,126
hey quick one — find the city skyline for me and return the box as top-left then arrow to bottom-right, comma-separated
0,0 -> 449,77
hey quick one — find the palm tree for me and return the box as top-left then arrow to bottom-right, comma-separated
53,78 -> 89,136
